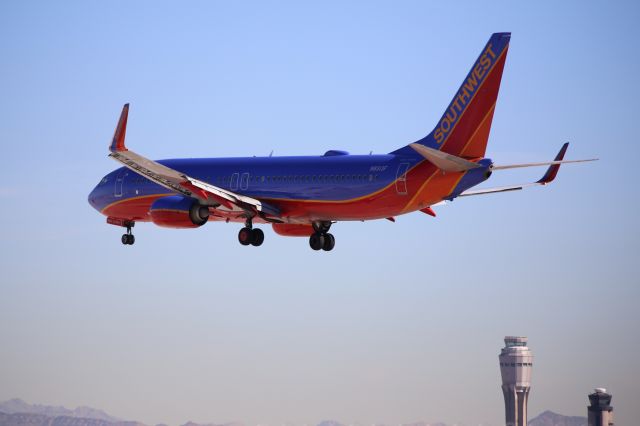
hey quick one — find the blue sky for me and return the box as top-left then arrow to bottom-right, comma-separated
1,1 -> 639,425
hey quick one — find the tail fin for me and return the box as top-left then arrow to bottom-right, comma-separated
392,32 -> 511,158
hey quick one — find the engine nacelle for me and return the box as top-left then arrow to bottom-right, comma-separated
149,195 -> 209,228
272,223 -> 315,237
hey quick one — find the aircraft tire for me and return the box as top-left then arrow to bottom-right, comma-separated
322,233 -> 335,251
121,234 -> 129,245
309,233 -> 325,251
251,228 -> 264,246
238,227 -> 252,246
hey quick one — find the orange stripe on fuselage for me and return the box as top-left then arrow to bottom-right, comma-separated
459,102 -> 496,158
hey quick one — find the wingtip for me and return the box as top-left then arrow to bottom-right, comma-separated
537,143 -> 570,184
556,142 -> 569,161
109,104 -> 130,153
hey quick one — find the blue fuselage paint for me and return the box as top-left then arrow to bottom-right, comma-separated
88,153 -> 492,221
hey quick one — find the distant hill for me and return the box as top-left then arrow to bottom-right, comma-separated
0,412 -> 145,426
529,410 -> 587,426
180,421 -> 244,426
0,399 -> 589,426
0,399 -> 120,423
401,422 -> 447,426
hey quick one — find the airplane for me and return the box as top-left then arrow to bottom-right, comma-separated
88,32 -> 596,250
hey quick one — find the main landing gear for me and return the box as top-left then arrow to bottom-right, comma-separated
309,221 -> 335,251
238,217 -> 264,247
121,222 -> 135,245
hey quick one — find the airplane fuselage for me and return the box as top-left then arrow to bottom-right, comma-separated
88,153 -> 493,224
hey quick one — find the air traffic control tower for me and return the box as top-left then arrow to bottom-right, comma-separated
499,336 -> 533,426
588,388 -> 614,426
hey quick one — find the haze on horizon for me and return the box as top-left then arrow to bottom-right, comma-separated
1,1 -> 639,426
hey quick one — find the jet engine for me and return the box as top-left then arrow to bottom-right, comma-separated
149,195 -> 210,228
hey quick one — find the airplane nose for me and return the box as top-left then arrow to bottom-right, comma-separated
88,185 -> 99,210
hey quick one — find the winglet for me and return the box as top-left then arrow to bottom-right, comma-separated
109,103 -> 129,152
537,142 -> 569,184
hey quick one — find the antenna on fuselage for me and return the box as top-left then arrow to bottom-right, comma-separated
269,150 -> 274,157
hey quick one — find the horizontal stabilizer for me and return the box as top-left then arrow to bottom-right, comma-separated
492,158 -> 597,170
409,143 -> 482,172
459,185 -> 525,197
458,143 -> 593,197
492,143 -> 597,171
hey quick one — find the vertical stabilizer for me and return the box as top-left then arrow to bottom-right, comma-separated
392,33 -> 510,159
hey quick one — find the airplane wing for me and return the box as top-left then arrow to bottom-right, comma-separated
107,104 -> 280,217
459,142 -> 597,197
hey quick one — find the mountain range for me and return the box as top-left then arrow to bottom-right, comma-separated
0,399 -> 588,426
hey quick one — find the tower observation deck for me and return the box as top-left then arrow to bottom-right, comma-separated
499,336 -> 533,426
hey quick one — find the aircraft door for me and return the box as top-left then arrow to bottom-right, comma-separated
114,171 -> 127,197
240,173 -> 249,190
395,163 -> 410,195
230,173 -> 240,190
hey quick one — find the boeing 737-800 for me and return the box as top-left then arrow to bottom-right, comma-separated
88,33 -> 595,250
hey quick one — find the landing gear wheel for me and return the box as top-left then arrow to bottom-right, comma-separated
120,222 -> 135,245
250,228 -> 264,246
322,233 -> 335,251
309,233 -> 325,251
238,227 -> 253,246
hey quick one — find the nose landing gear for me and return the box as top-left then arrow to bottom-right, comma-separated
121,222 -> 135,245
